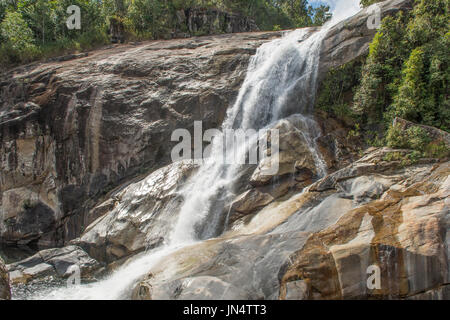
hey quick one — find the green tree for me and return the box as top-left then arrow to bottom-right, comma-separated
389,48 -> 428,123
1,10 -> 35,50
353,13 -> 410,126
360,0 -> 383,7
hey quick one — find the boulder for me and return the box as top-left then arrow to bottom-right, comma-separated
73,160 -> 197,263
393,117 -> 450,148
280,161 -> 450,300
250,115 -> 323,186
7,245 -> 101,285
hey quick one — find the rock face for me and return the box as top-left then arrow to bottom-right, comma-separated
175,8 -> 259,38
132,149 -> 449,300
0,32 -> 281,247
73,160 -> 197,264
0,256 -> 10,299
319,0 -> 413,80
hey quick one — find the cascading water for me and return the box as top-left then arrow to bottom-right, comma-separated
27,1 -> 361,300
170,28 -> 329,244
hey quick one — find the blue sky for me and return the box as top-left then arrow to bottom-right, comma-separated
309,0 -> 334,8
309,0 -> 361,10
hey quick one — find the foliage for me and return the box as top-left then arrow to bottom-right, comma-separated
1,10 -> 34,49
0,0 -> 332,68
316,56 -> 365,124
424,141 -> 450,158
386,124 -> 431,151
353,0 -> 449,132
385,123 -> 449,159
382,151 -> 422,166
0,10 -> 39,64
319,0 -> 450,155
360,0 -> 383,7
353,12 -> 411,127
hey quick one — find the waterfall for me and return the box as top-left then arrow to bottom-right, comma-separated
170,0 -> 362,243
28,2 -> 361,300
170,28 -> 328,244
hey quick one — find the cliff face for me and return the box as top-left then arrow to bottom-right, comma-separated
175,8 -> 259,38
0,32 -> 281,247
318,0 -> 413,80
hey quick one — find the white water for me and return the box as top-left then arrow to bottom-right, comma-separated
29,2 -> 361,300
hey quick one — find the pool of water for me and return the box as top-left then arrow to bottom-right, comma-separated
0,244 -> 37,264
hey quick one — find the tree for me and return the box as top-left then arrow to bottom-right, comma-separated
1,10 -> 35,50
360,0 -> 383,7
389,48 -> 427,122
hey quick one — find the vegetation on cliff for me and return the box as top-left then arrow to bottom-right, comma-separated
317,0 -> 449,157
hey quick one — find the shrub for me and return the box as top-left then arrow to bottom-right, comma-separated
1,11 -> 36,52
386,123 -> 431,152
424,141 -> 450,158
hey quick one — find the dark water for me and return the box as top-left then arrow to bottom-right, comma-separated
0,244 -> 37,264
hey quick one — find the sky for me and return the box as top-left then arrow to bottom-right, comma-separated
309,0 -> 361,10
308,0 -> 362,22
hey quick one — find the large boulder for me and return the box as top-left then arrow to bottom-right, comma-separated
280,160 -> 450,300
393,117 -> 450,148
7,245 -> 101,286
73,160 -> 197,264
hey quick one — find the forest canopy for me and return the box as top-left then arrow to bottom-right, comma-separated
0,0 -> 332,66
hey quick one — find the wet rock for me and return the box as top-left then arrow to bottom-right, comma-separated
7,245 -> 101,285
73,160 -> 197,263
230,189 -> 274,216
135,276 -> 248,300
250,115 -> 321,186
133,149 -> 448,300
0,257 -> 10,300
